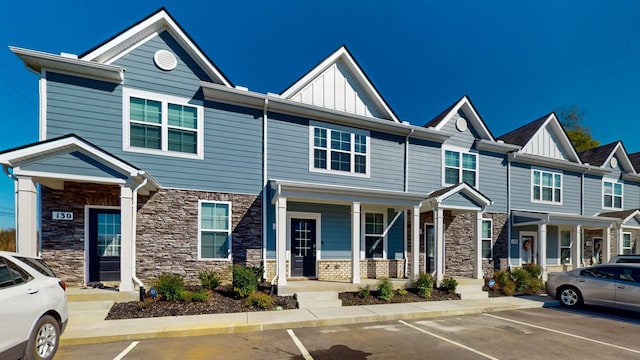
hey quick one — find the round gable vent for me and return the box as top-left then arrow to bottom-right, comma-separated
154,49 -> 177,71
456,118 -> 468,132
610,157 -> 618,168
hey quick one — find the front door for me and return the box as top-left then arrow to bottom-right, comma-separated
291,218 -> 316,277
88,208 -> 121,282
521,234 -> 535,264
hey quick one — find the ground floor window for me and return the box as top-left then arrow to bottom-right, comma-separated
623,233 -> 632,255
560,230 -> 571,264
199,201 -> 232,259
364,212 -> 384,258
481,219 -> 492,259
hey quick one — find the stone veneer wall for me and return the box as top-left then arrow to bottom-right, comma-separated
482,213 -> 509,277
40,183 -> 121,285
136,189 -> 261,284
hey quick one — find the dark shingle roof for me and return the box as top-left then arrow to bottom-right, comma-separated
496,114 -> 550,146
629,152 -> 640,172
598,209 -> 638,219
423,97 -> 464,128
426,184 -> 460,199
578,141 -> 619,166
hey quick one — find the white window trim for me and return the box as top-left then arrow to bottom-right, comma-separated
602,179 -> 623,210
308,126 -> 371,178
123,87 -> 204,160
481,219 -> 492,259
530,169 -> 563,205
361,208 -> 387,260
519,231 -> 537,266
622,232 -> 632,254
198,200 -> 232,261
559,227 -> 572,265
441,146 -> 479,188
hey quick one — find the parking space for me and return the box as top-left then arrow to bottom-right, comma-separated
57,307 -> 640,360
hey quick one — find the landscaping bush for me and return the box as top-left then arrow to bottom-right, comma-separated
248,266 -> 265,282
522,263 -> 542,279
377,279 -> 394,301
510,268 -> 532,292
155,273 -> 186,301
502,279 -> 516,296
526,278 -> 545,294
246,291 -> 273,309
191,290 -> 209,302
442,277 -> 458,294
198,270 -> 221,290
493,270 -> 511,289
415,273 -> 434,298
233,265 -> 258,298
397,288 -> 408,296
358,285 -> 371,298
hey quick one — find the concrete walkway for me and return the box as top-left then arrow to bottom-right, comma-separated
61,292 -> 559,346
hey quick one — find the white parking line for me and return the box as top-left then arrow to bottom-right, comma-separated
287,329 -> 313,360
484,313 -> 640,355
113,341 -> 139,360
399,320 -> 499,360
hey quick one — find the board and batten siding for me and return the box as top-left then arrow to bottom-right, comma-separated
267,114 -> 405,191
509,162 -> 581,214
45,31 -> 263,194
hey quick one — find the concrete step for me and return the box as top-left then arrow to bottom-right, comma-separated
459,291 -> 489,300
450,277 -> 488,300
295,291 -> 342,309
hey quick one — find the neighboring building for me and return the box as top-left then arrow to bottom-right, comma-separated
0,8 -> 637,291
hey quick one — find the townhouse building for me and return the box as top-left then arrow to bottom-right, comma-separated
1,8 -> 637,292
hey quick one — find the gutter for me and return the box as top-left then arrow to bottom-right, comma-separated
131,175 -> 148,298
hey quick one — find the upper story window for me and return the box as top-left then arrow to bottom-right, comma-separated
310,126 -> 369,176
199,201 -> 231,260
603,180 -> 623,209
532,170 -> 562,204
443,149 -> 477,187
123,88 -> 204,159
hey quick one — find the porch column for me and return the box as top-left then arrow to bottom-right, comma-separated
571,225 -> 581,269
616,227 -> 623,257
16,177 -> 38,256
351,202 -> 361,284
119,185 -> 134,292
434,207 -> 445,285
411,206 -> 420,280
276,196 -> 288,286
474,211 -> 483,280
538,223 -> 547,281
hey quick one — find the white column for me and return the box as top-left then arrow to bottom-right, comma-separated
571,225 -> 581,269
474,211 -> 483,280
434,208 -> 445,285
276,196 -> 287,286
119,185 -> 134,292
411,206 -> 420,280
616,227 -> 623,257
16,177 -> 38,256
351,202 -> 361,284
539,223 -> 547,281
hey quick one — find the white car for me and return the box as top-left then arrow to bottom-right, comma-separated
0,251 -> 68,360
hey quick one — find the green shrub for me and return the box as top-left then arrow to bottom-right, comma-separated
358,285 -> 371,298
137,298 -> 154,310
522,263 -> 542,279
493,270 -> 511,288
246,291 -> 273,309
525,278 -> 545,294
233,266 -> 258,298
248,266 -> 265,282
502,279 -> 516,296
191,290 -> 209,302
397,288 -> 408,296
181,290 -> 193,302
377,279 -> 394,301
511,268 -> 532,292
415,273 -> 434,298
442,277 -> 458,294
198,270 -> 221,290
155,273 -> 186,301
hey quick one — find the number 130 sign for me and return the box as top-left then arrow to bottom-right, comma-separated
52,211 -> 73,220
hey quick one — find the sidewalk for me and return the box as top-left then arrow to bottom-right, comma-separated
61,294 -> 559,346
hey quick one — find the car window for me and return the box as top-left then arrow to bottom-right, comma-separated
618,268 -> 640,283
0,258 -> 32,288
580,267 -> 617,279
15,256 -> 57,277
617,258 -> 640,263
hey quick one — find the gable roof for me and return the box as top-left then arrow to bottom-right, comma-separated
80,7 -> 232,86
423,96 -> 495,141
279,45 -> 399,122
629,152 -> 640,172
578,141 -> 635,174
498,113 -> 581,163
424,182 -> 492,209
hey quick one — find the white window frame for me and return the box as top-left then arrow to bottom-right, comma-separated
442,147 -> 479,187
622,232 -> 632,255
308,126 -> 370,177
531,169 -> 562,205
123,87 -> 204,159
198,200 -> 232,260
559,228 -> 572,265
602,180 -> 623,210
361,209 -> 387,260
481,219 -> 492,259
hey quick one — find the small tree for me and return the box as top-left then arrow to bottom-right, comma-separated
557,105 -> 599,152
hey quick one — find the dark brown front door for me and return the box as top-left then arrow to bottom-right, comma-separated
291,218 -> 316,277
88,209 -> 121,282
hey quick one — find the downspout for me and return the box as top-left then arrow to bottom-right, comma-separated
271,183 -> 282,288
507,153 -> 513,271
131,176 -> 147,299
262,98 -> 269,281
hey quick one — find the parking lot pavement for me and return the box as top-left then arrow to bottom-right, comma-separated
57,307 -> 640,360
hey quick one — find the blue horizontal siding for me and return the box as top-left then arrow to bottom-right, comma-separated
288,202 -> 352,259
478,151 -> 507,213
20,151 -> 127,179
407,138 -> 441,193
510,162 -> 581,213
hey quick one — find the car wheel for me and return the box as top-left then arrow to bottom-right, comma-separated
25,315 -> 60,360
559,286 -> 583,308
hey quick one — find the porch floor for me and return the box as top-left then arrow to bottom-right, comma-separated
278,278 -> 413,296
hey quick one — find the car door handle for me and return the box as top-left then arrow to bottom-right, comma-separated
578,279 -> 586,282
617,285 -> 626,289
27,288 -> 39,294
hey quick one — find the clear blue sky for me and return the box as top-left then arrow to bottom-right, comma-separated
1,0 -> 639,228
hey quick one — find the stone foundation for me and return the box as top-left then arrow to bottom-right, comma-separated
318,260 -> 352,280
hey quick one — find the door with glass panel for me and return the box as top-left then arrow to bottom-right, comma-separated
88,209 -> 121,282
291,218 -> 316,277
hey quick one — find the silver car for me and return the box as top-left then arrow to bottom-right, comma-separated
546,264 -> 640,311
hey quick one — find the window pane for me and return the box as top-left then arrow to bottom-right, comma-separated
554,189 -> 561,202
365,236 -> 383,258
614,196 -> 622,208
130,97 -> 161,124
445,168 -> 459,184
542,173 -> 553,187
561,231 -> 571,246
604,182 -> 612,195
482,240 -> 492,258
130,123 -> 161,149
533,185 -> 540,200
168,129 -> 197,154
533,171 -> 540,185
623,234 -> 631,247
314,128 -> 326,148
331,131 -> 351,151
314,149 -> 327,169
482,220 -> 491,239
201,232 -> 229,258
331,152 -> 350,171
542,187 -> 552,201
604,195 -> 612,208
355,134 -> 366,153
554,174 -> 561,187
614,183 -> 622,196
201,203 -> 229,231
462,170 -> 475,186
355,155 -> 366,174
462,153 -> 476,170
560,248 -> 571,262
445,151 -> 459,167
168,104 -> 197,129
365,213 -> 384,234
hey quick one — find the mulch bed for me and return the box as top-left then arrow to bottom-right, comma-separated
106,285 -> 460,320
